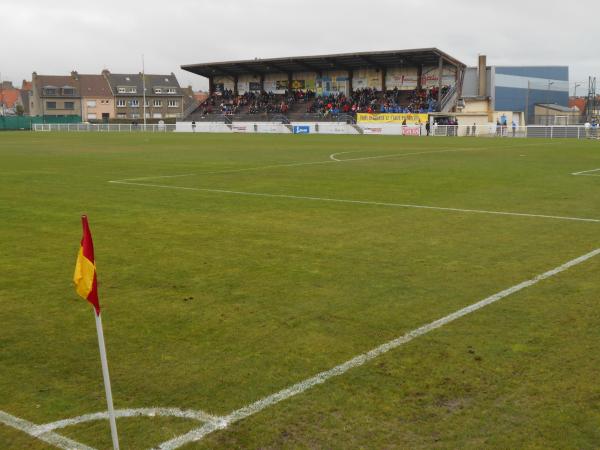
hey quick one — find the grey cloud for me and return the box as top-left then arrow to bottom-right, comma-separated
2,0 -> 598,92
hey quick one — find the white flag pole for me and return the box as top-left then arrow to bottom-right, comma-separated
94,311 -> 120,450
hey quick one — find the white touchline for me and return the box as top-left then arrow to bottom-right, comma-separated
156,247 -> 600,449
0,409 -> 95,450
108,180 -> 600,224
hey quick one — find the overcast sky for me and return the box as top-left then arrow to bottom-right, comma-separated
2,0 -> 598,95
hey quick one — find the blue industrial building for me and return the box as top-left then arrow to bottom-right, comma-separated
494,66 -> 569,123
461,57 -> 570,124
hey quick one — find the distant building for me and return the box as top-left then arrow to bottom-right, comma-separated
0,84 -> 21,115
30,72 -> 82,118
20,80 -> 32,115
459,56 -> 570,125
79,73 -> 114,122
102,70 -> 184,120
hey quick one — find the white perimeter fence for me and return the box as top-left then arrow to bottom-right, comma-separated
32,122 -> 600,139
33,123 -> 176,132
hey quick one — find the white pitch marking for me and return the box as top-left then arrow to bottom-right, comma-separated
110,142 -> 548,184
157,247 -> 600,449
0,409 -> 95,450
572,168 -> 600,176
108,180 -> 600,224
113,146 -> 468,183
114,173 -> 197,182
329,151 -> 352,161
331,146 -> 492,163
111,140 -> 564,185
36,407 -> 219,434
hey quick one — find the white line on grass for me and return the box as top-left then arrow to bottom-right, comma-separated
0,410 -> 95,450
156,247 -> 600,450
108,180 -> 600,224
36,407 -> 218,434
572,168 -> 600,176
115,146 -> 472,182
113,142 -> 552,183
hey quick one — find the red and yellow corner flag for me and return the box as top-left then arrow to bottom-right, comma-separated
73,215 -> 101,315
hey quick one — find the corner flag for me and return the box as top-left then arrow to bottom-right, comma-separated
72,215 -> 120,450
73,215 -> 100,315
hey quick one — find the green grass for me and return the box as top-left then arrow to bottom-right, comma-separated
1,132 -> 600,449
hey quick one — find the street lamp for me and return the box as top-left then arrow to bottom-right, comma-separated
574,82 -> 582,97
546,81 -> 555,125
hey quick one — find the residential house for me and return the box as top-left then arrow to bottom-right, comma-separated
103,70 -> 184,120
31,72 -> 82,118
79,74 -> 114,122
20,80 -> 33,115
0,82 -> 21,115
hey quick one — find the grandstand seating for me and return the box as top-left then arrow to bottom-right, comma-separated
186,86 -> 450,122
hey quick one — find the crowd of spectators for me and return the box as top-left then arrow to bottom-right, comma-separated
196,89 -> 317,116
306,86 -> 450,117
195,86 -> 451,117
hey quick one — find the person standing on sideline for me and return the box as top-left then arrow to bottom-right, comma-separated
191,120 -> 196,132
512,121 -> 517,137
425,121 -> 431,136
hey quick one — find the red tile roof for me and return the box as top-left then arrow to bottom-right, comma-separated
569,97 -> 586,112
0,89 -> 20,108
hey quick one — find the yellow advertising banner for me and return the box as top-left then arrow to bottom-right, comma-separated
357,113 -> 429,124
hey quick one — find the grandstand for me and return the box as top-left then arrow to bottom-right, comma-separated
181,48 -> 465,123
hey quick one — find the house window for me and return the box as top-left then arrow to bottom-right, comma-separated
117,99 -> 126,108
63,88 -> 74,96
168,100 -> 178,108
88,113 -> 97,120
131,113 -> 140,119
117,113 -> 126,119
87,100 -> 96,108
118,87 -> 126,94
144,100 -> 150,107
167,88 -> 177,94
152,113 -> 162,119
129,99 -> 139,107
44,88 -> 57,95
64,102 -> 75,110
46,101 -> 57,109
153,99 -> 162,107
154,88 -> 162,94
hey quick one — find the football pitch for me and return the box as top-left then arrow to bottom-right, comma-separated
1,132 -> 600,449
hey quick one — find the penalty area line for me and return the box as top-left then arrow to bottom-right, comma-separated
108,180 -> 600,224
0,410 -> 95,450
156,247 -> 600,449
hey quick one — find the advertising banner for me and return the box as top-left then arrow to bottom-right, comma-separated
357,113 -> 429,124
249,82 -> 262,92
293,125 -> 310,134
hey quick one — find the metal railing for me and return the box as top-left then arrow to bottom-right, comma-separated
33,123 -> 176,132
439,85 -> 457,112
430,124 -> 599,139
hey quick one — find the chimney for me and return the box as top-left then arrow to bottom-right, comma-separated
478,55 -> 487,97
